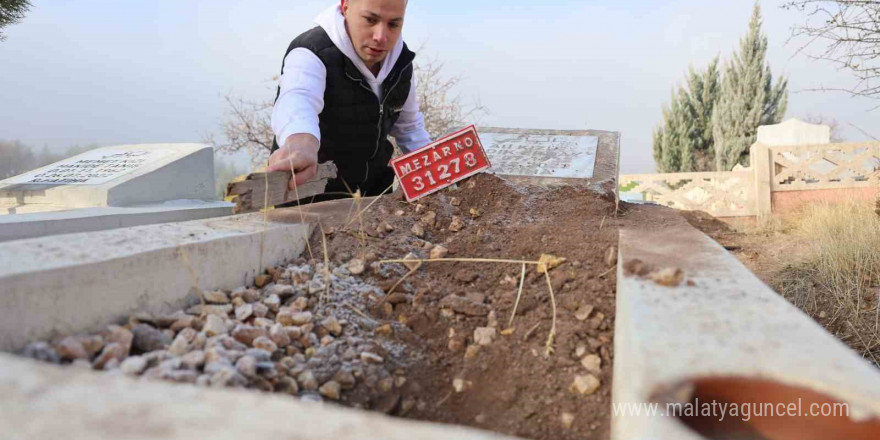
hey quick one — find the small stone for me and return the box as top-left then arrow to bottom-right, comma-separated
203,315 -> 228,337
263,294 -> 281,312
269,324 -> 291,347
474,327 -> 496,346
453,378 -> 466,393
170,316 -> 197,332
254,275 -> 271,288
402,252 -> 421,271
450,197 -> 461,206
231,324 -> 266,346
308,279 -> 325,295
292,296 -> 309,310
448,338 -> 464,352
277,376 -> 300,395
334,370 -> 357,390
360,352 -> 384,364
575,304 -> 595,321
575,344 -> 588,358
186,304 -> 233,316
415,204 -> 425,214
819,310 -> 828,319
605,246 -> 618,267
382,221 -> 395,232
395,209 -> 405,216
439,294 -> 488,316
242,289 -> 261,303
570,374 -> 601,396
449,216 -> 465,232
581,354 -> 602,375
319,380 -> 342,400
252,336 -> 278,353
651,267 -> 684,287
203,290 -> 230,304
430,245 -> 449,260
347,258 -> 365,275
132,324 -> 173,353
105,325 -> 134,356
235,304 -> 254,321
297,370 -> 319,391
77,335 -> 105,357
411,223 -> 425,238
487,310 -> 498,328
54,337 -> 89,361
118,356 -> 147,375
168,334 -> 189,356
290,312 -> 313,325
475,414 -> 487,424
469,208 -> 481,218
561,412 -> 576,429
465,345 -> 481,360
23,342 -> 61,364
378,377 -> 395,393
321,317 -> 343,337
420,211 -> 437,227
181,350 -> 207,370
93,343 -> 125,370
235,355 -> 257,378
375,324 -> 393,335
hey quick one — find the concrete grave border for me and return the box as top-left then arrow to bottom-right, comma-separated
612,209 -> 880,439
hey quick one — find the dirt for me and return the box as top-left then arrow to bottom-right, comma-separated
304,173 -> 668,440
20,173 -> 676,440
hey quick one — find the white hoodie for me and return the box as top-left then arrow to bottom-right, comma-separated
271,3 -> 431,153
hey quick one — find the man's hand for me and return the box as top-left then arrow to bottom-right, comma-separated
267,133 -> 320,190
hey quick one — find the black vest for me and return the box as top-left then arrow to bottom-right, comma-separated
272,26 -> 415,198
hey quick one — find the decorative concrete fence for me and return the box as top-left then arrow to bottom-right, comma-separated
621,141 -> 880,218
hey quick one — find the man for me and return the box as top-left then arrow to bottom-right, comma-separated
267,0 -> 430,200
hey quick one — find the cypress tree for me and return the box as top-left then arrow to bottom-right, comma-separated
653,59 -> 720,173
712,3 -> 788,171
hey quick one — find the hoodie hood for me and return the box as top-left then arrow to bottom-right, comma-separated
315,3 -> 404,90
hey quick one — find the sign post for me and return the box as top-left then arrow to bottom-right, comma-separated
391,125 -> 491,202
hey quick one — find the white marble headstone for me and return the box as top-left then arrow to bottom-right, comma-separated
478,129 -> 599,179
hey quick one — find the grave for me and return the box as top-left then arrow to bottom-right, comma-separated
0,144 -> 233,241
478,127 -> 620,195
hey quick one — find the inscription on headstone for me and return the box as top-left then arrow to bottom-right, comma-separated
3,149 -> 172,185
479,130 -> 599,179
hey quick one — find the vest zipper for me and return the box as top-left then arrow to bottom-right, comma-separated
346,63 -> 413,186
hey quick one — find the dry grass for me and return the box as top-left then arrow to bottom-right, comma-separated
771,201 -> 880,366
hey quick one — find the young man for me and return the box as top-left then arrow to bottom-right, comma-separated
267,0 -> 430,200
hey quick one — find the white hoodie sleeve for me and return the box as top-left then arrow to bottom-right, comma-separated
271,48 -> 326,146
389,74 -> 432,153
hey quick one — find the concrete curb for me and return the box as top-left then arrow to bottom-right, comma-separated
612,211 -> 880,439
0,213 -> 311,352
0,353 -> 518,440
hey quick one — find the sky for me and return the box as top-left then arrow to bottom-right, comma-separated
1,0 -> 877,173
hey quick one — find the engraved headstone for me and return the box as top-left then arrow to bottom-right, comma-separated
0,144 -> 216,214
478,128 -> 599,179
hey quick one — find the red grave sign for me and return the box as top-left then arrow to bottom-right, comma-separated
390,125 -> 491,202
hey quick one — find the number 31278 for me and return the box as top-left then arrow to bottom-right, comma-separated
410,153 -> 479,191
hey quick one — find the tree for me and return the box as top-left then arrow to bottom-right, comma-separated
785,1 -> 880,101
209,55 -> 486,167
0,140 -> 36,179
208,92 -> 275,170
712,3 -> 788,171
414,56 -> 487,139
802,114 -> 846,142
0,0 -> 31,41
653,59 -> 720,172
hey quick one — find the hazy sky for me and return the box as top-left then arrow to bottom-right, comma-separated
1,0 -> 877,173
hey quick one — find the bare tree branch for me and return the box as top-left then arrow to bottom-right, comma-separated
784,1 -> 880,100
